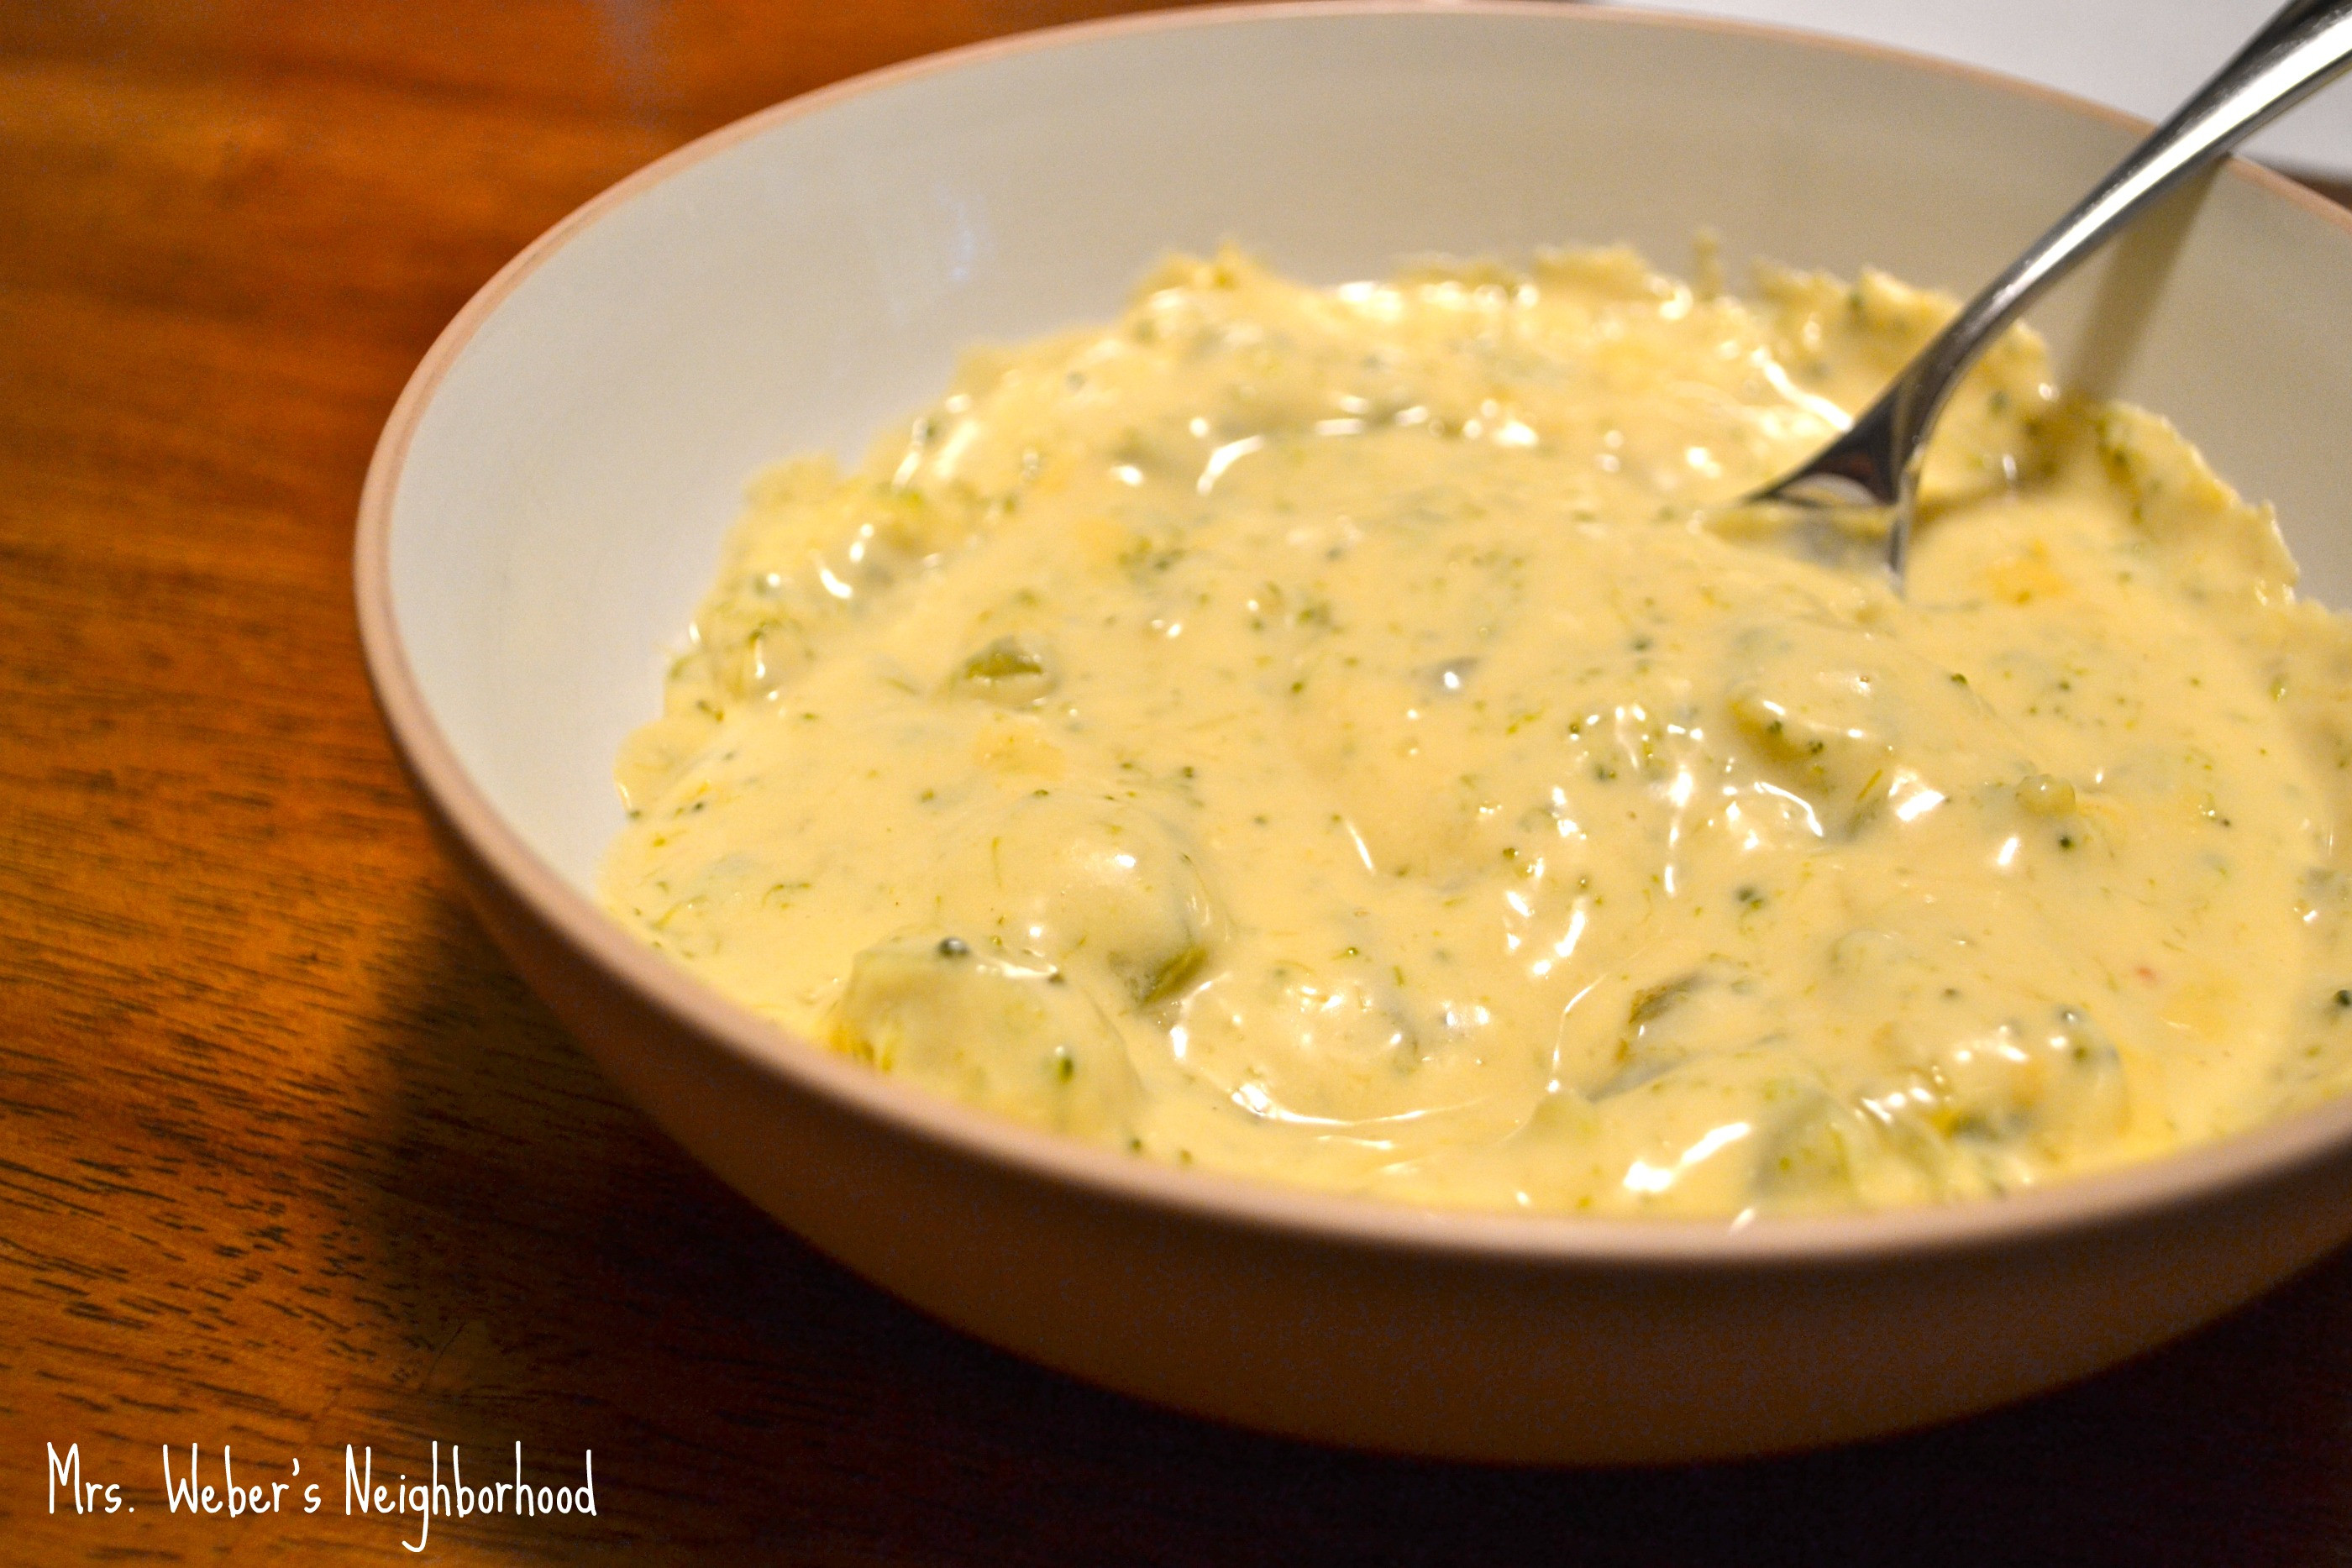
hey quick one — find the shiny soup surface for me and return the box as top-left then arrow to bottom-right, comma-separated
602,247 -> 2352,1218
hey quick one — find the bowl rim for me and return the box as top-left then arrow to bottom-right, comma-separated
355,0 -> 2352,1271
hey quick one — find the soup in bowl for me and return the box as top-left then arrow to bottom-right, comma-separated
357,3 -> 2352,1460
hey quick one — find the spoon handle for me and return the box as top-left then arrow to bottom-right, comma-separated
1771,0 -> 2352,579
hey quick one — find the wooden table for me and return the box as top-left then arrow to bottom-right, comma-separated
9,3 -> 2352,1560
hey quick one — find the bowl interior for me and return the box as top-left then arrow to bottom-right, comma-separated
386,2 -> 2352,894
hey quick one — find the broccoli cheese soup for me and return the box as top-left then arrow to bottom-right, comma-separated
601,246 -> 2352,1218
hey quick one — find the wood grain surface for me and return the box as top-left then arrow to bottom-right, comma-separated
9,2 -> 2352,1561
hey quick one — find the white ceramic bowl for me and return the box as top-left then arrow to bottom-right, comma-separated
356,1 -> 2352,1463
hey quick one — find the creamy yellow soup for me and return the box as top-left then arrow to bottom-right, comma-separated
602,246 -> 2352,1218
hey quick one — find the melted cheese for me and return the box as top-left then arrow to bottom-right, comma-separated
601,246 -> 2352,1217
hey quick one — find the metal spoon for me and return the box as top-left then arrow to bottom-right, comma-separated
1744,0 -> 2352,586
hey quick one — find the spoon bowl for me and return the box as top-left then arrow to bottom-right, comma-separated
1751,0 -> 2352,586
